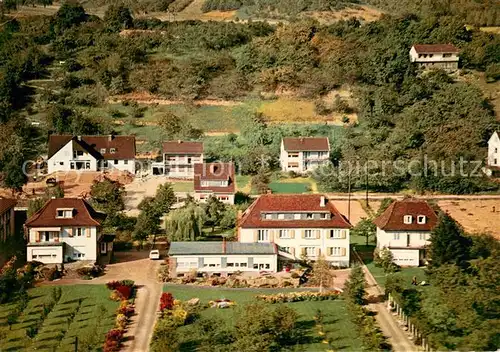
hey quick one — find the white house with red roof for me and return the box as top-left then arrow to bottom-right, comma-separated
47,135 -> 136,174
152,140 -> 204,178
280,137 -> 330,173
194,163 -> 235,204
486,131 -> 500,177
373,199 -> 438,267
238,194 -> 351,267
409,44 -> 460,71
25,198 -> 113,264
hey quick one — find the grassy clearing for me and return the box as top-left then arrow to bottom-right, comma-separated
0,285 -> 118,352
171,181 -> 195,193
269,182 -> 310,194
366,263 -> 426,289
235,175 -> 251,192
164,285 -> 363,351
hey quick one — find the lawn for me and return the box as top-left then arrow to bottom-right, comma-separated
0,285 -> 118,351
171,181 -> 195,193
269,182 -> 310,194
164,285 -> 363,351
366,263 -> 427,289
235,175 -> 251,192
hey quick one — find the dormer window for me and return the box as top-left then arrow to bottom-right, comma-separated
265,213 -> 272,220
56,208 -> 74,218
100,148 -> 106,154
417,215 -> 426,224
306,213 -> 313,219
403,215 -> 413,224
110,148 -> 116,154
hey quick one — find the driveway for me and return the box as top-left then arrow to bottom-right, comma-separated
42,251 -> 163,352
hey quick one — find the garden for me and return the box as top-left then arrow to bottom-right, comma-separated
151,285 -> 364,351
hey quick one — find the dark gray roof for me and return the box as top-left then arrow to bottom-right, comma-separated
169,242 -> 276,256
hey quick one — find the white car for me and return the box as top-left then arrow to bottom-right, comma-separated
149,250 -> 160,260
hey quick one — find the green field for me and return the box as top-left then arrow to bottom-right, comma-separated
269,182 -> 310,194
172,181 -> 195,193
0,285 -> 118,351
164,285 -> 363,351
366,263 -> 426,289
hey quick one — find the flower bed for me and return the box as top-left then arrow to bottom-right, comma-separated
255,291 -> 341,304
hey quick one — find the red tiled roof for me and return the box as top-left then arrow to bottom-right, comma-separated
0,198 -> 16,215
282,137 -> 330,152
194,163 -> 235,194
239,194 -> 351,229
163,141 -> 203,154
48,135 -> 136,160
412,44 -> 459,54
373,199 -> 438,231
25,198 -> 105,227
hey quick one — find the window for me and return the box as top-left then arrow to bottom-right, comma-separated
420,233 -> 426,241
240,263 -> 247,267
288,153 -> 299,158
258,230 -> 269,242
281,247 -> 291,253
304,230 -> 314,239
86,162 -> 90,169
56,209 -> 73,218
320,213 -> 327,219
75,228 -> 85,237
265,264 -> 270,269
393,233 -> 400,240
114,160 -> 118,165
110,148 -> 116,154
429,54 -> 433,58
227,263 -> 234,267
495,159 -> 498,165
418,54 -> 423,58
253,264 -> 259,269
330,229 -> 342,239
279,230 -> 289,238
59,162 -> 64,166
100,148 -> 106,154
278,214 -> 285,220
77,150 -> 84,156
329,247 -> 342,256
306,213 -> 313,219
124,160 -> 128,165
417,216 -> 426,224
70,162 -> 75,170
305,247 -> 315,256
443,53 -> 452,58
495,148 -> 498,153
403,215 -> 413,224
265,213 -> 273,220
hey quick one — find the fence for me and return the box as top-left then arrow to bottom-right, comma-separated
387,293 -> 432,351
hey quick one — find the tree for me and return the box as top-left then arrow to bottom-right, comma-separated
104,4 -> 133,32
373,247 -> 398,273
251,168 -> 270,194
429,213 -> 471,268
27,198 -> 47,217
89,177 -> 125,217
154,183 -> 176,216
204,196 -> 225,232
351,218 -> 376,245
166,203 -> 205,241
344,264 -> 366,305
134,197 -> 160,240
52,1 -> 87,31
308,255 -> 335,293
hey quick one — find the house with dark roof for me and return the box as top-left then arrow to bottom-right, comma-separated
168,241 -> 278,277
25,198 -> 114,264
47,135 -> 136,174
373,199 -> 438,267
238,194 -> 351,267
193,163 -> 235,204
152,140 -> 204,178
0,198 -> 16,242
280,137 -> 330,173
486,131 -> 500,177
409,44 -> 460,71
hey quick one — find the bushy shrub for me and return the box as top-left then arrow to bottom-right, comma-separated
115,285 -> 133,300
255,291 -> 340,303
159,292 -> 174,311
76,265 -> 103,278
103,329 -> 124,352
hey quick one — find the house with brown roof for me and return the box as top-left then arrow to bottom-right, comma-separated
373,199 -> 438,267
194,163 -> 235,204
238,194 -> 351,267
409,44 -> 460,71
0,198 -> 16,242
486,131 -> 500,177
47,135 -> 136,174
280,137 -> 330,173
25,198 -> 114,264
152,141 -> 203,178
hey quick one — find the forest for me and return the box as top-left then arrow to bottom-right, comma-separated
0,1 -> 499,193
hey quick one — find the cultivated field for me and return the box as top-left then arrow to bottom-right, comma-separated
0,285 -> 118,351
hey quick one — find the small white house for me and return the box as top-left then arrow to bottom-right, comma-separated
168,241 -> 278,277
486,131 -> 500,176
25,198 -> 113,264
151,141 -> 204,178
47,135 -> 136,174
238,194 -> 351,267
409,44 -> 459,71
280,137 -> 330,173
373,199 -> 438,267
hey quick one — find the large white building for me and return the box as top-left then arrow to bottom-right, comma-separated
409,44 -> 460,71
47,135 -> 136,174
194,163 -> 235,204
280,137 -> 330,173
168,241 -> 278,277
25,198 -> 114,264
152,141 -> 204,178
373,199 -> 438,267
238,194 -> 351,267
486,131 -> 500,177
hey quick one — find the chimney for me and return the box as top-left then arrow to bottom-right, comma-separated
177,140 -> 182,144
77,136 -> 82,141
266,189 -> 272,194
222,238 -> 226,254
300,137 -> 304,143
320,196 -> 326,207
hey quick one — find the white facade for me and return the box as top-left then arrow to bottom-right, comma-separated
239,228 -> 350,267
171,253 -> 278,274
376,228 -> 430,267
26,226 -> 98,263
487,132 -> 500,167
194,193 -> 235,205
280,143 -> 330,173
153,154 -> 204,178
409,46 -> 459,70
48,140 -> 135,174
